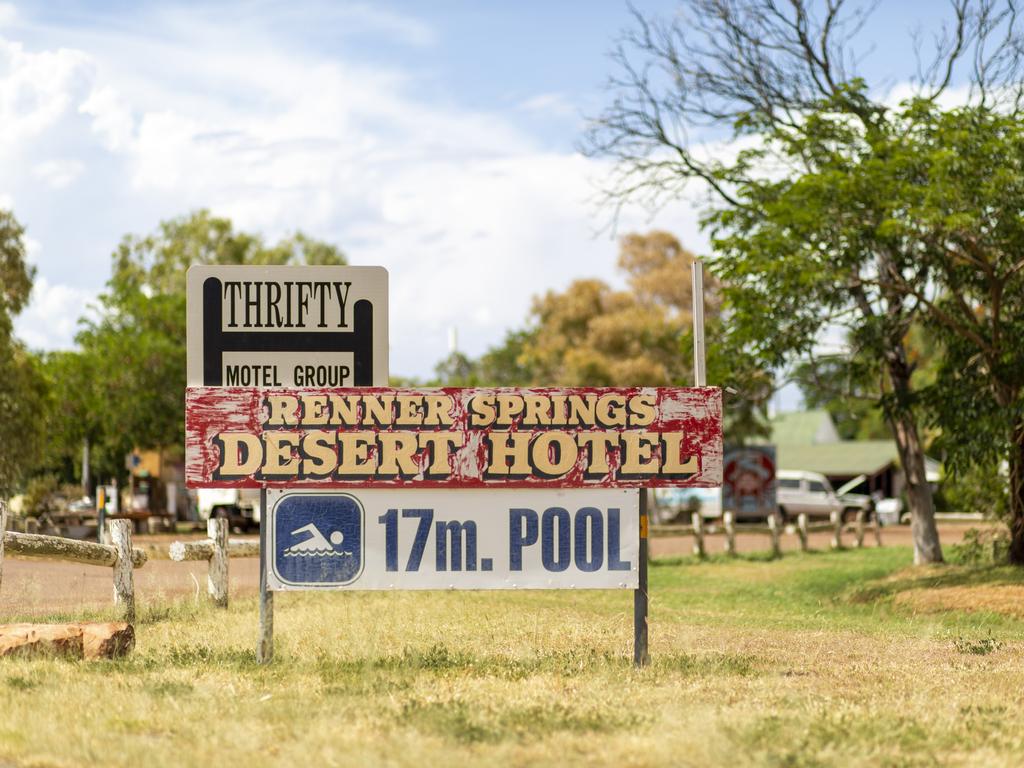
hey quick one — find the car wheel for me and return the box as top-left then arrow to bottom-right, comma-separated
776,507 -> 790,524
842,508 -> 860,524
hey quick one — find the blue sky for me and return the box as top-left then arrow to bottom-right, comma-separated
0,0 -> 961,386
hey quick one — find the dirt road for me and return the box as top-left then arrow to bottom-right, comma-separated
650,521 -> 975,557
0,524 -> 979,616
0,534 -> 261,616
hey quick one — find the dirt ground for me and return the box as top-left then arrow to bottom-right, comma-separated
0,532 -> 261,615
0,524 -> 977,616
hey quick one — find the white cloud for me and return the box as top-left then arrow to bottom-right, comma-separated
518,92 -> 577,118
0,6 -> 709,375
0,37 -> 93,146
13,276 -> 95,350
330,3 -> 437,47
79,85 -> 134,150
0,4 -> 16,27
32,157 -> 84,188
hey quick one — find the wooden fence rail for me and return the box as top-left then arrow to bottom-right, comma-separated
651,508 -> 882,558
168,518 -> 259,608
0,500 -> 147,621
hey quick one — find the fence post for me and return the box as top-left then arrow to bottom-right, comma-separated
855,510 -> 866,548
691,512 -> 705,558
723,511 -> 736,556
873,511 -> 883,547
109,519 -> 136,623
208,517 -> 229,608
0,499 -> 7,593
797,513 -> 809,552
830,509 -> 842,550
767,513 -> 781,558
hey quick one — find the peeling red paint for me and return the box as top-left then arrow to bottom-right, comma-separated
185,386 -> 723,489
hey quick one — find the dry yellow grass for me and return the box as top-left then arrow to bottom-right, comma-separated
1,548 -> 1023,767
896,585 -> 1024,618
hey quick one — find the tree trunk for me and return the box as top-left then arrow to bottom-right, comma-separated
1007,418 -> 1024,564
884,351 -> 943,564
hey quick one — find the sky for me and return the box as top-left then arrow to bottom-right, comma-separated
0,0 -> 952,388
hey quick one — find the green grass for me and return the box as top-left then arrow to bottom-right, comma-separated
3,548 -> 1024,766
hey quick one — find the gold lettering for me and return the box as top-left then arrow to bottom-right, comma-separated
301,430 -> 337,475
263,431 -> 299,476
265,395 -> 299,426
661,432 -> 699,475
216,432 -> 263,476
378,432 -> 421,475
300,394 -> 329,426
620,431 -> 659,474
337,431 -> 376,475
532,431 -> 578,476
486,431 -> 532,475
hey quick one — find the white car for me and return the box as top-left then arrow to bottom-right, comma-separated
776,470 -> 842,522
777,470 -> 877,522
196,488 -> 262,532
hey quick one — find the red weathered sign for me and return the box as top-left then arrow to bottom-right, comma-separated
185,386 -> 722,489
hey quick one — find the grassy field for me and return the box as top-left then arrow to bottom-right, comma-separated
3,546 -> 1024,767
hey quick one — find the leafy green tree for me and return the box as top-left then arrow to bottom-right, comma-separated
0,211 -> 49,495
795,324 -> 942,442
36,350 -> 109,487
77,210 -> 347,464
897,106 -> 1024,559
583,1 -> 1024,563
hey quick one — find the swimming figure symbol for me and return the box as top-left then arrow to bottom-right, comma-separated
283,523 -> 349,557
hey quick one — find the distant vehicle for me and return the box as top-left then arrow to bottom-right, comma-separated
652,487 -> 722,523
777,470 -> 874,523
196,488 -> 261,533
67,496 -> 96,516
833,474 -> 877,523
875,497 -> 904,526
776,470 -> 841,522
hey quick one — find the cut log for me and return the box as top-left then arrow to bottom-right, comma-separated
0,622 -> 133,660
169,539 -> 259,562
0,624 -> 84,659
3,531 -> 147,568
169,539 -> 212,562
227,540 -> 260,558
78,622 -> 134,659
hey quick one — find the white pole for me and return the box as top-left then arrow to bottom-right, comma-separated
692,260 -> 707,386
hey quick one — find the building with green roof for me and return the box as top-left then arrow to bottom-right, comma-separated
766,410 -> 939,498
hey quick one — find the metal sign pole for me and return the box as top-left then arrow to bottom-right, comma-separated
633,488 -> 649,667
692,259 -> 707,387
257,487 -> 273,663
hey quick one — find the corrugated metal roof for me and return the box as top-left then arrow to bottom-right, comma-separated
770,410 -> 839,445
776,440 -> 901,476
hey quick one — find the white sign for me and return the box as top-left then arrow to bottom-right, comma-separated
266,488 -> 639,590
186,265 -> 388,387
